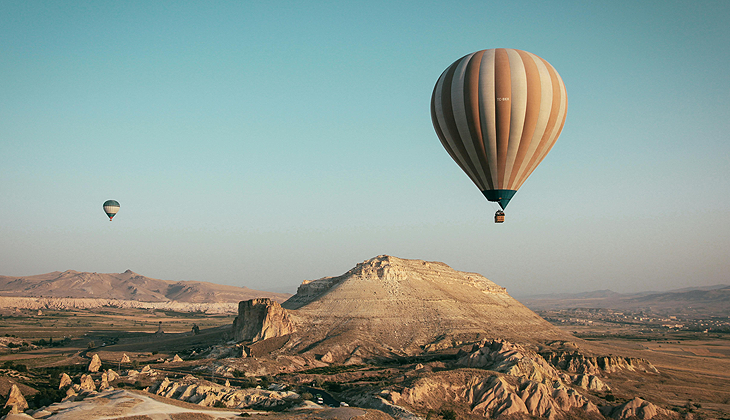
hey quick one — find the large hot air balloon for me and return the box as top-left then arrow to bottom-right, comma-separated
431,48 -> 567,222
103,200 -> 120,221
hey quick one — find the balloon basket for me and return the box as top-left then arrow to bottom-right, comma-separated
494,211 -> 505,223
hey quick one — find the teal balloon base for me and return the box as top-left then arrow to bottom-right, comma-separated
482,189 -> 517,210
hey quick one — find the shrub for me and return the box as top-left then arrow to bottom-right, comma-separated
440,409 -> 457,420
236,377 -> 257,388
29,387 -> 66,409
1,361 -> 27,372
323,381 -> 342,392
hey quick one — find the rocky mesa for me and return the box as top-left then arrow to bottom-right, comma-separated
220,255 -> 679,420
235,255 -> 573,362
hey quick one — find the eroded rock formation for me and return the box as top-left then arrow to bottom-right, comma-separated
4,384 -> 29,413
376,371 -> 599,420
457,339 -> 563,382
150,375 -> 299,409
79,374 -> 96,391
376,340 -> 606,419
99,372 -> 110,390
233,298 -> 295,343
541,351 -> 659,375
88,353 -> 102,372
601,397 -> 678,419
457,340 -> 610,391
59,373 -> 72,389
347,338 -> 670,420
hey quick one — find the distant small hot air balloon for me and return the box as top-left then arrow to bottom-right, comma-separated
431,48 -> 568,222
103,200 -> 120,221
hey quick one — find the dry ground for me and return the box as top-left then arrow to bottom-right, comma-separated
558,325 -> 730,418
0,307 -> 235,367
0,307 -> 235,340
2,307 -> 729,419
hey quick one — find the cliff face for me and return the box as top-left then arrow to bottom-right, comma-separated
0,296 -> 239,314
233,298 -> 295,343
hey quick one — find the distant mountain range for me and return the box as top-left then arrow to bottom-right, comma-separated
2,269 -> 727,318
0,269 -> 290,304
520,284 -> 730,316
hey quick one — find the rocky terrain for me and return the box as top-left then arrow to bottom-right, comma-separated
1,341 -> 677,420
3,255 -> 727,420
0,270 -> 290,313
215,256 -> 691,419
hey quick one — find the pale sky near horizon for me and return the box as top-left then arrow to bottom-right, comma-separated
1,1 -> 728,297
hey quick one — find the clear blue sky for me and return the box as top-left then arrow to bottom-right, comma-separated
1,1 -> 728,297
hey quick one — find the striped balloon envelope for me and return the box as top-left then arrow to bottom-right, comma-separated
431,48 -> 567,210
103,200 -> 120,221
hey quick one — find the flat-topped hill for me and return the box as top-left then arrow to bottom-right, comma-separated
268,255 -> 574,361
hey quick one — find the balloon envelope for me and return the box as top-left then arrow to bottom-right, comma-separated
103,200 -> 120,220
431,48 -> 567,209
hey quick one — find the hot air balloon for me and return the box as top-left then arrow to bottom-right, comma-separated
431,48 -> 567,223
103,200 -> 120,221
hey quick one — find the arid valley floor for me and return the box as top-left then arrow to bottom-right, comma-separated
1,257 -> 729,420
